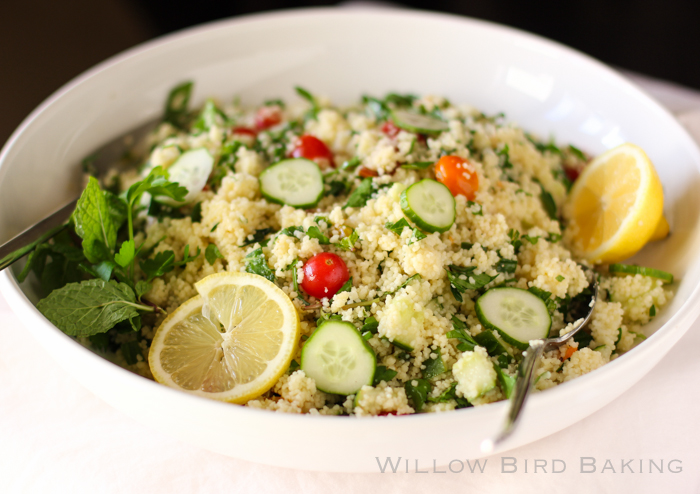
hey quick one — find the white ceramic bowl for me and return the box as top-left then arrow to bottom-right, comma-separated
2,8 -> 700,472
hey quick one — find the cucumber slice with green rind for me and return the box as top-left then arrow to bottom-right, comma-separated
608,263 -> 674,284
155,148 -> 214,206
391,110 -> 449,134
475,287 -> 552,350
400,179 -> 456,233
259,158 -> 324,208
301,320 -> 376,395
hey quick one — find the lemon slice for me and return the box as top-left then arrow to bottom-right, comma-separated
564,143 -> 663,264
650,215 -> 670,241
148,272 -> 300,403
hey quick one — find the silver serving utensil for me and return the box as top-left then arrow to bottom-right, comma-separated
481,275 -> 599,453
0,118 -> 159,272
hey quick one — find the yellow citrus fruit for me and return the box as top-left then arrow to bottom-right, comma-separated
564,143 -> 663,264
148,272 -> 300,403
649,215 -> 670,241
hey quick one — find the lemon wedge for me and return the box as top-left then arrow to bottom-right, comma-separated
650,215 -> 670,241
564,143 -> 663,264
148,272 -> 300,403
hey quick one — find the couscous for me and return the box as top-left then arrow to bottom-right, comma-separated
30,84 -> 674,416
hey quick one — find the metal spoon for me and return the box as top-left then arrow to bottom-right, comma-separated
481,274 -> 599,453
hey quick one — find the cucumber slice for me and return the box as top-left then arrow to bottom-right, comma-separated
259,158 -> 324,208
155,148 -> 214,206
391,110 -> 449,134
400,179 -> 455,233
609,263 -> 674,284
301,320 -> 376,395
475,287 -> 551,350
452,346 -> 497,402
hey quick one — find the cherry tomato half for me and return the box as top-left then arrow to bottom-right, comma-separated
434,155 -> 479,200
301,252 -> 349,299
291,134 -> 335,168
358,166 -> 379,178
254,105 -> 282,130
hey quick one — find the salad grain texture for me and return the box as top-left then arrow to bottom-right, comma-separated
28,85 -> 673,416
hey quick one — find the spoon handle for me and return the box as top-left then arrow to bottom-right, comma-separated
482,339 -> 546,452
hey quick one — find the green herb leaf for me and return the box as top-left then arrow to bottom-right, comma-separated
573,329 -> 593,349
556,275 -> 565,282
306,226 -> 330,245
244,248 -> 276,283
335,229 -> 359,251
36,279 -> 153,337
496,258 -> 517,274
474,330 -> 511,364
361,316 -> 379,333
210,222 -> 220,232
447,316 -> 478,352
72,177 -> 117,263
426,382 -> 470,408
164,81 -> 193,129
240,228 -> 275,247
140,251 -> 175,280
337,277 -> 353,294
385,218 -> 411,236
344,178 -> 373,209
134,280 -> 151,299
528,286 -> 557,314
494,365 -> 516,399
192,98 -> 226,132
547,232 -> 562,243
126,166 -> 188,209
373,365 -> 398,385
114,240 -> 136,268
288,359 -> 300,374
534,179 -> 557,219
93,260 -> 116,282
422,348 -> 446,379
568,144 -> 586,161
205,244 -> 224,265
404,378 -> 431,413
497,144 -> 513,169
341,157 -> 361,171
104,190 -> 128,231
466,201 -> 483,216
445,265 -> 497,302
401,161 -> 433,170
190,202 -> 203,223
649,305 -> 656,317
461,242 -> 474,251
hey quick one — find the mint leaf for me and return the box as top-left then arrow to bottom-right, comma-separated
93,260 -> 116,282
36,279 -> 154,337
72,176 -> 117,263
205,244 -> 224,265
135,280 -> 151,299
114,240 -> 135,268
140,251 -> 175,280
104,190 -> 128,231
126,166 -> 188,209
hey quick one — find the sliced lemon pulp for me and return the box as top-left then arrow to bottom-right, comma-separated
564,143 -> 663,264
149,272 -> 300,403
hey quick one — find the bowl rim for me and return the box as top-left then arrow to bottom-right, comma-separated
2,6 -> 700,431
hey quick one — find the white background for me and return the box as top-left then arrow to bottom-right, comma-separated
1,74 -> 699,493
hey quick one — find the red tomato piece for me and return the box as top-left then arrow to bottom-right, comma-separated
254,105 -> 282,130
381,121 -> 400,138
434,155 -> 479,200
358,166 -> 378,178
291,134 -> 335,168
564,165 -> 580,183
230,126 -> 257,137
301,252 -> 349,299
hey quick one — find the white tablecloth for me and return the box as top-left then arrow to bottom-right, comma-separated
2,73 -> 700,494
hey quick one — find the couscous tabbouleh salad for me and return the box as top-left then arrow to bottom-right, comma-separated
30,84 -> 674,416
